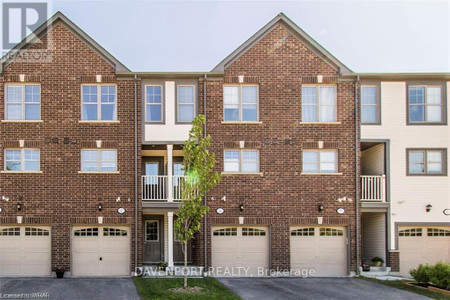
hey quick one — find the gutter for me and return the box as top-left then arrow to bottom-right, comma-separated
203,74 -> 208,270
134,73 -> 138,273
354,75 -> 360,276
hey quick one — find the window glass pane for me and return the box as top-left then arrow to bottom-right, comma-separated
302,87 -> 317,104
242,151 -> 258,172
303,163 -> 318,173
6,150 -> 21,160
409,151 -> 424,163
224,87 -> 239,104
224,105 -> 239,121
24,161 -> 39,171
6,86 -> 22,102
427,106 -> 441,123
101,150 -> 117,171
146,105 -> 162,122
427,151 -> 443,173
101,150 -> 116,161
224,150 -> 240,172
81,150 -> 98,171
320,151 -> 337,173
319,87 -> 336,122
146,86 -> 162,103
101,104 -> 115,121
24,149 -> 39,160
409,87 -> 425,104
82,104 -> 98,121
361,87 -> 377,104
242,105 -> 257,121
303,151 -> 318,173
82,85 -> 97,103
25,104 -> 40,120
5,150 -> 21,171
303,151 -> 318,162
362,106 -> 377,123
409,105 -> 425,122
145,163 -> 159,175
409,163 -> 424,174
178,86 -> 194,104
24,85 -> 40,103
242,86 -> 257,104
426,87 -> 441,104
101,162 -> 117,172
319,87 -> 335,105
179,104 -> 194,122
302,105 -> 317,122
319,105 -> 335,122
6,104 -> 22,120
101,86 -> 116,103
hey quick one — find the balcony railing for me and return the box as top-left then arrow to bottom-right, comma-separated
361,175 -> 386,202
142,175 -> 186,202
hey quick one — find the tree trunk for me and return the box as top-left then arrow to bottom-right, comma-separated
184,241 -> 188,288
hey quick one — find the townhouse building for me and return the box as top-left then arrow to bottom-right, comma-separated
0,12 -> 448,278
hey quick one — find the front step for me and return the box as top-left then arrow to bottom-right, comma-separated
359,266 -> 391,277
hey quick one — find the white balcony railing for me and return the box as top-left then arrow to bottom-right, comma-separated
142,175 -> 186,202
361,175 -> 386,202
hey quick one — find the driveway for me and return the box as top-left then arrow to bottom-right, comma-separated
218,277 -> 430,300
0,277 -> 140,300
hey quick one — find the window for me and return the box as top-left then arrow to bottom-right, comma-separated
4,149 -> 40,172
242,228 -> 266,236
103,228 -> 127,236
223,85 -> 258,122
0,227 -> 20,236
25,227 -> 50,236
407,149 -> 447,175
5,84 -> 40,120
213,228 -> 237,236
427,228 -> 450,237
361,85 -> 380,124
177,85 -> 195,122
291,228 -> 315,236
145,85 -> 162,122
320,228 -> 344,236
399,228 -> 422,237
302,150 -> 338,173
408,85 -> 444,124
74,228 -> 98,236
81,85 -> 117,121
145,221 -> 159,241
302,85 -> 336,122
81,149 -> 117,172
224,150 -> 259,173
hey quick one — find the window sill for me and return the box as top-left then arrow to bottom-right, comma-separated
407,122 -> 447,126
79,121 -> 120,124
221,121 -> 263,125
1,171 -> 43,174
1,120 -> 43,123
301,172 -> 343,176
299,122 -> 341,125
78,171 -> 120,174
221,172 -> 263,176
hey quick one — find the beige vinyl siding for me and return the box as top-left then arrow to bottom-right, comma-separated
361,144 -> 385,175
362,82 -> 450,249
362,213 -> 386,264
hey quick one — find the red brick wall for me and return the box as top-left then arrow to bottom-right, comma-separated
0,22 -> 142,272
388,251 -> 400,272
194,24 -> 360,272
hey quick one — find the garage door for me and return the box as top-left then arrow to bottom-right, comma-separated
211,226 -> 269,276
72,226 -> 130,276
290,226 -> 347,276
399,226 -> 450,276
0,226 -> 51,276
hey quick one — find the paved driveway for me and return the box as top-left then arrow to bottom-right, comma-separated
219,277 -> 430,300
0,277 -> 140,300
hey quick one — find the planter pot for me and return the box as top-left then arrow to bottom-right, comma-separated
55,271 -> 65,278
374,262 -> 382,267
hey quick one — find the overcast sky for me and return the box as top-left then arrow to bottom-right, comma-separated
52,0 -> 449,73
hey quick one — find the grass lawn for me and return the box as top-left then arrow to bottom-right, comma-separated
133,277 -> 241,300
359,277 -> 450,300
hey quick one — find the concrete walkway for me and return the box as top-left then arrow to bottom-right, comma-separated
219,277 -> 430,300
0,277 -> 140,300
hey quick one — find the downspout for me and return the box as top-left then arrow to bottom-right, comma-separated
134,73 -> 138,274
203,74 -> 208,270
354,75 -> 360,276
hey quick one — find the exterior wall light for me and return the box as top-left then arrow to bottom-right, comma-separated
17,203 -> 22,211
239,204 -> 244,212
98,203 -> 103,212
318,204 -> 324,212
426,204 -> 432,212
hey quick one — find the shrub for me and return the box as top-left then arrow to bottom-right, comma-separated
429,262 -> 450,290
409,264 -> 432,284
371,256 -> 384,265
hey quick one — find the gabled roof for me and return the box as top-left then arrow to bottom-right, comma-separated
212,13 -> 352,74
1,11 -> 130,73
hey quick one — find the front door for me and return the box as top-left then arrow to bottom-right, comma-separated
143,217 -> 163,263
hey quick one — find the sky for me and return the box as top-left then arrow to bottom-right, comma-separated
50,0 -> 449,73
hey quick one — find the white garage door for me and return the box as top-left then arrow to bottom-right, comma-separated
0,226 -> 51,276
399,226 -> 450,276
72,226 -> 130,276
212,226 -> 269,276
290,226 -> 348,276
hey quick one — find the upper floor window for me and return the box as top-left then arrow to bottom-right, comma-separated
4,148 -> 40,172
177,85 -> 195,123
361,85 -> 380,124
82,85 -> 116,121
408,85 -> 444,124
407,149 -> 447,176
81,149 -> 117,172
224,149 -> 259,173
303,149 -> 338,173
5,84 -> 40,120
224,85 -> 258,122
145,85 -> 163,122
302,85 -> 336,122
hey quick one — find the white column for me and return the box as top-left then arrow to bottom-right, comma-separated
167,211 -> 174,268
167,144 -> 173,202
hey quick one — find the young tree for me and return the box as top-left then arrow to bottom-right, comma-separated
175,114 -> 221,288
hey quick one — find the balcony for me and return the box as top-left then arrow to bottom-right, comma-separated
142,175 -> 186,202
361,175 -> 386,202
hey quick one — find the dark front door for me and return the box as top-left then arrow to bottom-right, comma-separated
143,216 -> 163,263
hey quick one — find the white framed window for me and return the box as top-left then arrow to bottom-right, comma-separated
81,84 -> 117,121
302,149 -> 338,173
224,85 -> 258,122
145,220 -> 159,241
4,148 -> 40,172
224,150 -> 259,173
407,149 -> 447,175
5,84 -> 41,120
145,85 -> 163,122
408,85 -> 444,124
81,149 -> 117,172
177,85 -> 195,122
361,85 -> 380,124
302,85 -> 337,122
